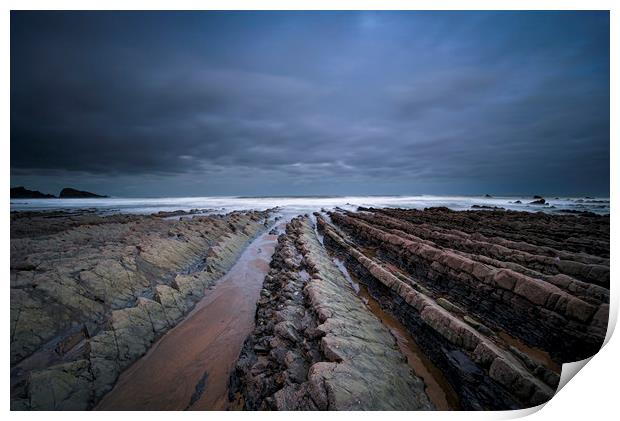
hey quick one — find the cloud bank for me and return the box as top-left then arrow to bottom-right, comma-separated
11,11 -> 610,196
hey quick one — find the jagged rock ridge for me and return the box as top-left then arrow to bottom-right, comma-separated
10,206 -> 609,411
230,216 -> 433,410
10,210 -> 271,410
232,207 -> 609,410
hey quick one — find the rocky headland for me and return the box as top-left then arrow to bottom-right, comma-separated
59,188 -> 108,198
11,187 -> 56,199
11,186 -> 109,199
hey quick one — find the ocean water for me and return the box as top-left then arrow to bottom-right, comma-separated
9,195 -> 610,216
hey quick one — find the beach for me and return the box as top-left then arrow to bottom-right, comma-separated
10,204 -> 609,410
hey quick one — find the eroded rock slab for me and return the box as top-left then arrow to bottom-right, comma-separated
12,206 -> 609,411
231,216 -> 433,410
233,207 -> 608,411
329,209 -> 608,363
11,210 -> 270,410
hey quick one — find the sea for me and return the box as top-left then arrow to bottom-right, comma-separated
9,195 -> 610,217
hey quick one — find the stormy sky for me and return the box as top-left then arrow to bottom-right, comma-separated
11,11 -> 609,197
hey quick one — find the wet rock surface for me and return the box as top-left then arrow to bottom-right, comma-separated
233,208 -> 608,410
10,209 -> 271,410
231,216 -> 433,410
11,206 -> 610,411
94,224 -> 282,411
328,209 -> 608,361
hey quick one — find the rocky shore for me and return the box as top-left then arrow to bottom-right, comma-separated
11,209 -> 271,410
232,208 -> 609,410
10,207 -> 609,411
230,216 -> 433,410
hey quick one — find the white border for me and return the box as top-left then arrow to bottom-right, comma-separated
3,1 -> 617,420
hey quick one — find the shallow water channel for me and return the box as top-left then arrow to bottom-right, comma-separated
96,224 -> 283,410
96,216 -> 461,411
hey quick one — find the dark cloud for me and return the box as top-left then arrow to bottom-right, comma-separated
11,11 -> 609,196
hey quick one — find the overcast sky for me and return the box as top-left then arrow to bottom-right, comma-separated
11,11 -> 609,197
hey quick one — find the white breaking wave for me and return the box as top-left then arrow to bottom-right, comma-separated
9,195 -> 609,216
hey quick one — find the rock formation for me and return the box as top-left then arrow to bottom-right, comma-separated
11,186 -> 56,199
233,208 -> 608,410
230,216 -> 433,410
11,206 -> 609,411
59,188 -> 108,198
10,210 -> 271,410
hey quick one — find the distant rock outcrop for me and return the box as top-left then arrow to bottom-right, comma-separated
471,205 -> 505,210
11,186 -> 56,199
59,188 -> 108,198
